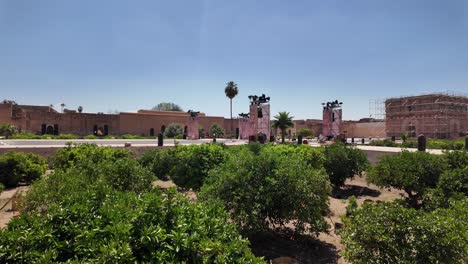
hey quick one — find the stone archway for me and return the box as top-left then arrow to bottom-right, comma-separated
46,125 -> 54,135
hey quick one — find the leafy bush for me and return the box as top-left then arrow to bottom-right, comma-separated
210,123 -> 225,138
2,187 -> 263,263
323,142 -> 370,188
0,183 -> 4,193
401,140 -> 418,148
423,167 -> 468,210
341,199 -> 468,264
164,123 -> 183,138
139,148 -> 175,180
369,139 -> 397,147
444,150 -> 468,170
368,151 -> 447,207
170,144 -> 226,190
297,128 -> 313,138
9,132 -> 42,139
52,143 -> 131,170
0,123 -> 18,139
120,134 -> 147,139
0,151 -> 47,187
200,146 -> 331,235
99,158 -> 154,193
55,134 -> 79,139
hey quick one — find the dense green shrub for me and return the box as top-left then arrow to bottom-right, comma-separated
257,144 -> 325,169
83,134 -> 98,139
423,167 -> 468,210
0,123 -> 18,139
170,144 -> 226,190
120,134 -> 147,139
323,142 -> 369,188
52,143 -> 131,170
1,187 -> 263,263
0,183 -> 4,193
99,158 -> 154,193
341,199 -> 468,264
55,133 -> 79,139
9,132 -> 42,139
210,123 -> 225,138
297,128 -> 313,138
139,148 -> 175,180
368,151 -> 447,207
0,151 -> 47,187
200,146 -> 331,235
401,140 -> 418,148
164,123 -> 184,138
444,150 -> 468,170
369,139 -> 398,147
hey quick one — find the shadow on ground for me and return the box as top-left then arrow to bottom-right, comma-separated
332,185 -> 381,199
248,229 -> 340,264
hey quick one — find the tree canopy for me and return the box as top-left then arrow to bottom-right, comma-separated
152,102 -> 183,112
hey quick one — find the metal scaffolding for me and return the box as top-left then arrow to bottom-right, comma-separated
371,91 -> 468,139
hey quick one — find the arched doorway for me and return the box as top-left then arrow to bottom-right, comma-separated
46,125 -> 54,135
149,128 -> 155,137
161,125 -> 166,134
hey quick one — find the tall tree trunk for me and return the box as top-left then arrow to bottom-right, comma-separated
281,129 -> 285,144
230,99 -> 233,135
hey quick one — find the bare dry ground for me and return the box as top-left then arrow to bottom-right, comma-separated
1,175 -> 404,263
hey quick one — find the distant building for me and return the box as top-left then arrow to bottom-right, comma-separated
385,93 -> 468,139
0,102 -> 236,138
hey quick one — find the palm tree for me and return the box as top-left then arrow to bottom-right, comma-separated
77,106 -> 83,113
224,81 -> 239,134
272,112 -> 294,144
60,103 -> 65,113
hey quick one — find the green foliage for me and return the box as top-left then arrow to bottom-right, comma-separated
0,151 -> 47,187
369,139 -> 398,147
9,132 -> 42,139
55,133 -> 79,139
0,183 -> 4,193
368,151 -> 447,207
99,158 -> 154,193
52,143 -> 131,170
341,199 -> 468,264
164,123 -> 184,138
120,134 -> 147,139
152,102 -> 183,111
224,81 -> 239,100
210,123 -> 225,138
323,142 -> 370,188
200,146 -> 331,235
272,112 -> 294,143
139,148 -> 175,180
170,144 -> 226,190
0,123 -> 18,139
423,166 -> 468,210
444,150 -> 468,170
84,134 -> 98,139
297,128 -> 313,138
2,187 -> 262,263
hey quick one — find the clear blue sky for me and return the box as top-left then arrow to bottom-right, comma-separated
1,0 -> 467,120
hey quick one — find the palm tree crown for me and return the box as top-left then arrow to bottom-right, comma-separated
224,81 -> 238,99
272,112 -> 294,143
